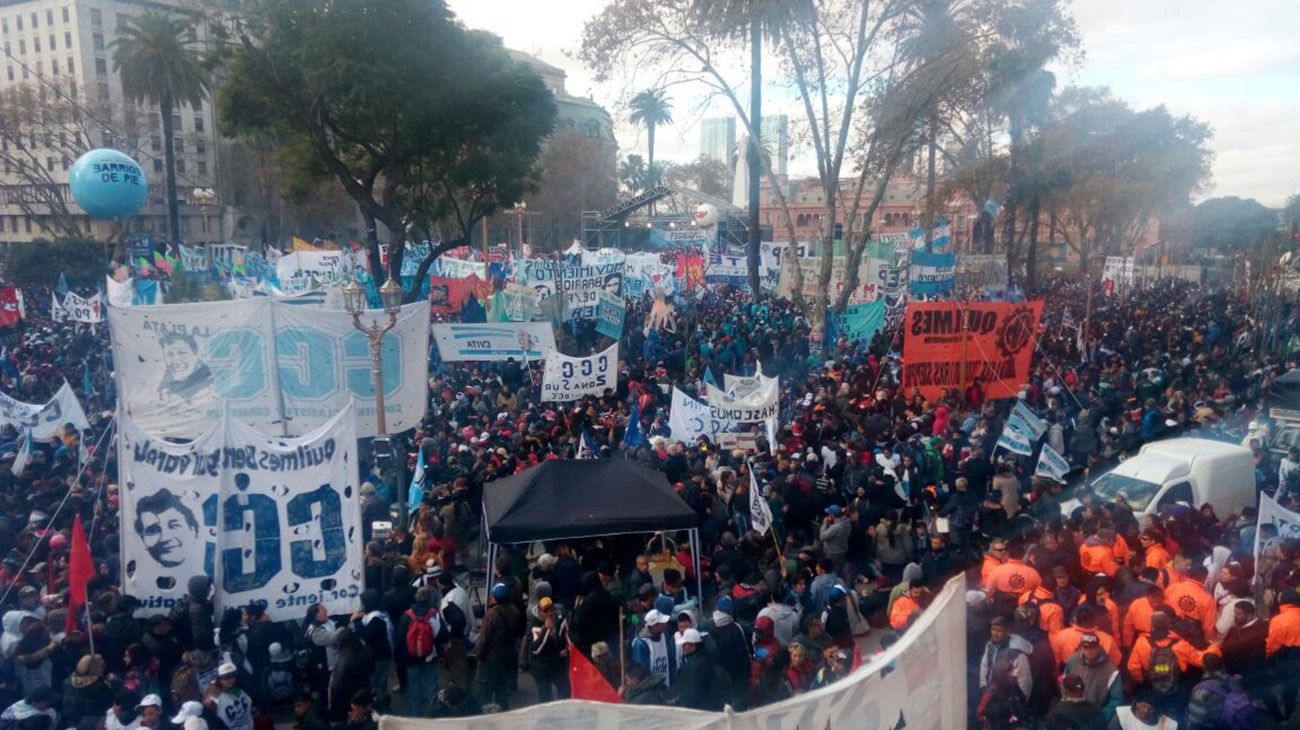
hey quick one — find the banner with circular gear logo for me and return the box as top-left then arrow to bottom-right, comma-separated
902,300 -> 1044,400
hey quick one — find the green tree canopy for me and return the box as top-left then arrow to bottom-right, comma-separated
218,0 -> 556,292
1192,196 -> 1278,251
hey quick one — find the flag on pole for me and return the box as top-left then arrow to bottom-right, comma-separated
82,360 -> 94,398
750,467 -> 773,534
1009,401 -> 1046,440
703,367 -> 720,397
579,428 -> 599,459
66,514 -> 93,634
56,273 -> 69,296
408,444 -> 426,513
152,251 -> 174,276
568,642 -> 622,703
622,402 -> 645,450
996,426 -> 1034,456
12,431 -> 32,477
1034,443 -> 1071,482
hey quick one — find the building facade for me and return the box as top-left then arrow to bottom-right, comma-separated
699,116 -> 735,172
760,114 -> 788,177
0,0 -> 223,246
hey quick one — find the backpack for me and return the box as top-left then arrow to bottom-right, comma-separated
1186,677 -> 1257,730
404,608 -> 447,660
1147,641 -> 1181,695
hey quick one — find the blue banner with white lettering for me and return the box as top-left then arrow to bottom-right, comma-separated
908,251 -> 956,296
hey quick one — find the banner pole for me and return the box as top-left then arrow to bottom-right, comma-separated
618,606 -> 626,691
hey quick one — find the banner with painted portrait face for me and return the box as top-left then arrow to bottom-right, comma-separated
107,299 -> 430,439
119,406 -> 361,622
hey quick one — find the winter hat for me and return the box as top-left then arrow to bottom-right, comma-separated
491,583 -> 510,601
716,596 -> 734,616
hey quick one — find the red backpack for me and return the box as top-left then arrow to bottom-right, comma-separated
405,608 -> 437,659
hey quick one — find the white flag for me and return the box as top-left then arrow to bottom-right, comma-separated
750,467 -> 773,534
1034,443 -> 1070,482
997,426 -> 1034,456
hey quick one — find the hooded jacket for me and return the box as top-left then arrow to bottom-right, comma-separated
756,602 -> 800,647
978,633 -> 1033,699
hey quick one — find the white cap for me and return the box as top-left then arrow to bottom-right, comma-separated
218,662 -> 238,677
675,628 -> 703,645
183,718 -> 208,730
136,694 -> 163,710
643,609 -> 669,627
170,701 -> 203,724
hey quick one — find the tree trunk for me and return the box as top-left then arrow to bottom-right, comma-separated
160,92 -> 179,249
647,125 -> 656,186
1002,119 -> 1021,284
746,18 -> 762,296
362,210 -> 384,284
925,115 -> 937,252
1025,194 -> 1040,294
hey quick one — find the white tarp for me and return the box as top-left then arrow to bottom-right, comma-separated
436,256 -> 484,280
540,344 -> 618,402
119,405 -> 361,622
379,575 -> 966,730
668,387 -> 721,444
0,382 -> 90,439
707,377 -> 779,425
275,250 -> 348,286
57,292 -> 103,323
107,299 -> 430,439
523,261 -> 625,321
106,275 -> 134,308
431,322 -> 556,363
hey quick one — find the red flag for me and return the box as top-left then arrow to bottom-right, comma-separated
66,515 -> 92,634
568,642 -> 621,704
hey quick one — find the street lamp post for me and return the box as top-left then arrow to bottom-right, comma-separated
512,201 -> 527,259
342,277 -> 408,525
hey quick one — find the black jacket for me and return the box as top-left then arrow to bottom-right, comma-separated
705,620 -> 751,686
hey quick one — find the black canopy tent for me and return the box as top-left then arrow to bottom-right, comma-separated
482,459 -> 703,599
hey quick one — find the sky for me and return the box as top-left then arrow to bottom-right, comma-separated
448,0 -> 1300,207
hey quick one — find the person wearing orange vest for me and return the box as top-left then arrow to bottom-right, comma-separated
1138,530 -> 1171,573
1163,562 -> 1217,643
1122,583 -> 1169,649
1051,604 -> 1121,670
1078,529 -> 1120,578
890,582 -> 927,631
984,543 -> 1041,599
1126,610 -> 1216,688
1266,588 -> 1300,660
981,539 -> 1008,587
1018,584 -> 1064,636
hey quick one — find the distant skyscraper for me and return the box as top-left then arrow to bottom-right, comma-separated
761,115 -> 789,176
700,117 -> 736,169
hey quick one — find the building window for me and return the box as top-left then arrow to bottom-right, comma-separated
153,158 -> 163,173
30,13 -> 37,29
48,34 -> 53,51
46,10 -> 52,25
174,138 -> 183,153
92,32 -> 103,51
2,19 -> 7,34
176,159 -> 186,174
64,32 -> 70,48
94,57 -> 106,77
62,7 -> 69,24
197,160 -> 207,175
5,68 -> 11,82
24,217 -> 31,233
34,60 -> 41,75
90,9 -> 101,29
66,57 -> 72,74
116,13 -> 129,29
194,116 -> 204,132
150,135 -> 160,151
33,37 -> 39,53
18,39 -> 24,54
50,59 -> 57,75
96,81 -> 108,99
46,157 -> 54,172
21,66 -> 27,79
196,142 -> 205,156
172,113 -> 181,131
15,16 -> 21,31
192,97 -> 201,111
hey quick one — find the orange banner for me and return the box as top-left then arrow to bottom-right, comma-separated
902,300 -> 1042,401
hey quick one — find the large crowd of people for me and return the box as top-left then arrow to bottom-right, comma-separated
0,267 -> 1297,730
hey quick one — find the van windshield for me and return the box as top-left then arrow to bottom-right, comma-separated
1091,472 -> 1162,511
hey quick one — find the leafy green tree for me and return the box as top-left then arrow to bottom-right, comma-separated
527,131 -> 619,250
219,0 -> 555,293
628,89 -> 673,186
111,11 -> 210,246
1280,194 -> 1299,240
3,240 -> 109,290
1192,197 -> 1278,252
619,154 -> 650,194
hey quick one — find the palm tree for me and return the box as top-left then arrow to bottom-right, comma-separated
628,89 -> 673,187
619,154 -> 649,194
111,11 -> 209,246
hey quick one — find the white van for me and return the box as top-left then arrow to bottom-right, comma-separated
1061,438 -> 1256,526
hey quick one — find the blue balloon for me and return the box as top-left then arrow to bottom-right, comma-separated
68,148 -> 149,220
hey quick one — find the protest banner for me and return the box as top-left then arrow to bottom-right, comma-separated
908,251 -> 956,296
902,300 -> 1043,401
838,299 -> 886,344
379,575 -> 966,730
707,378 -> 779,424
540,344 -> 618,402
669,387 -> 721,444
523,261 -> 625,321
275,250 -> 347,286
431,322 -> 556,363
996,426 -> 1034,456
594,290 -> 625,339
437,256 -> 484,280
705,253 -> 748,287
956,254 -> 1009,293
1008,400 -> 1046,440
1035,443 -> 1070,482
1255,493 -> 1300,584
61,293 -> 103,323
119,405 -> 361,622
179,244 -> 207,273
107,299 -> 430,439
0,382 -> 90,438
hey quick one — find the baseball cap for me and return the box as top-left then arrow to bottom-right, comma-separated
825,505 -> 843,516
538,597 -> 553,610
218,662 -> 238,677
1079,633 -> 1100,647
136,694 -> 163,710
171,701 -> 203,724
643,609 -> 669,626
675,628 -> 703,645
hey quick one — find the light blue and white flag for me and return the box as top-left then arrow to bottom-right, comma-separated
1008,400 -> 1046,440
11,430 -> 32,477
996,426 -> 1034,456
1035,443 -> 1070,482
